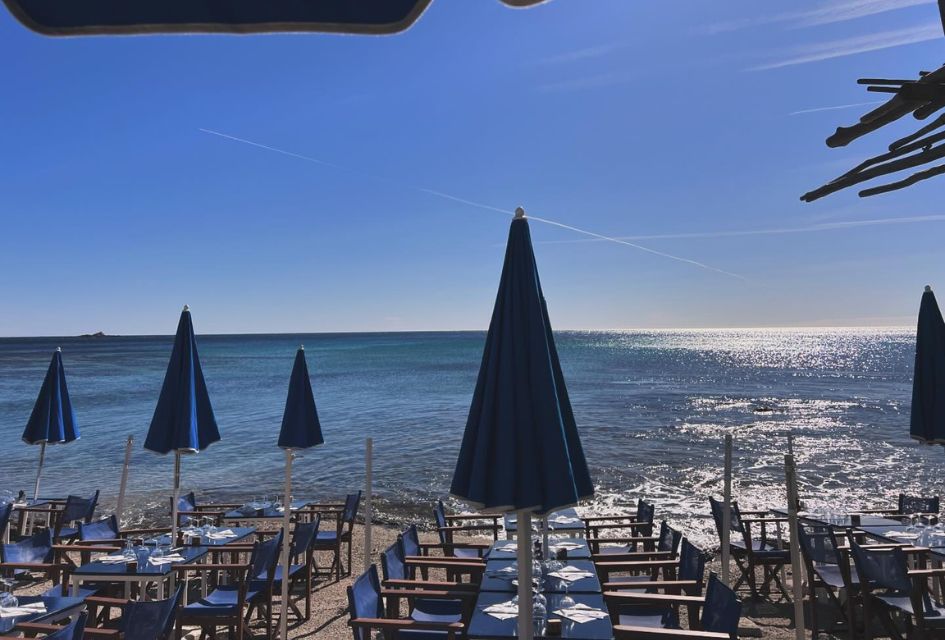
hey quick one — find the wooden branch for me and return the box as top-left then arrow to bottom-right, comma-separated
890,113 -> 945,150
858,161 -> 945,197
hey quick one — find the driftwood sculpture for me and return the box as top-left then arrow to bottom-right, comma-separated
802,63 -> 945,202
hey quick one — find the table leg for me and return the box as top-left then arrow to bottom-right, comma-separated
70,575 -> 80,597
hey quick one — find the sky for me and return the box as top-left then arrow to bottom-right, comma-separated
2,0 -> 945,335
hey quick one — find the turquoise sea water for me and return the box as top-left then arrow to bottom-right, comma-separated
0,329 -> 938,545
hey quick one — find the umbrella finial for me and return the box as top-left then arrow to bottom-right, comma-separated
182,304 -> 190,312
514,206 -> 526,219
925,285 -> 933,293
299,344 -> 304,351
56,346 -> 62,352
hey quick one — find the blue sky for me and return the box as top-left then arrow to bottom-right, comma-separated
2,0 -> 944,335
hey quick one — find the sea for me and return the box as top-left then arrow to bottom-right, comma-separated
0,328 -> 938,548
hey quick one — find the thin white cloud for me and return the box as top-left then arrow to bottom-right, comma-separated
534,215 -> 945,244
789,100 -> 886,115
749,22 -> 941,70
700,0 -> 934,34
537,71 -> 637,92
540,42 -> 627,65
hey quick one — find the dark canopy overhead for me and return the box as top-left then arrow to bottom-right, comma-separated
2,0 -> 546,36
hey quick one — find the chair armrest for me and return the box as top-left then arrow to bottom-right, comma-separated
405,554 -> 485,564
380,588 -> 478,601
349,618 -> 464,632
587,522 -> 653,531
85,596 -> 130,607
437,524 -> 500,533
0,562 -> 67,571
54,544 -> 121,553
595,559 -> 681,571
120,528 -> 170,536
404,558 -> 484,571
418,542 -> 491,551
603,579 -> 700,591
740,517 -> 788,524
14,506 -> 60,514
444,513 -> 499,521
613,625 -> 730,640
383,579 -> 478,591
593,551 -> 675,563
605,591 -> 706,606
910,569 -> 945,577
196,504 -> 243,509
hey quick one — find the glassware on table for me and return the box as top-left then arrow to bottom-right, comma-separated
0,577 -> 17,609
532,593 -> 547,635
558,582 -> 576,611
150,545 -> 164,563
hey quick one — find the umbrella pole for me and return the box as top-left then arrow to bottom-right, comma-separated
116,435 -> 134,527
721,434 -> 732,585
33,442 -> 47,501
280,449 -> 293,640
364,438 -> 373,572
517,509 -> 534,640
171,451 -> 181,543
785,453 -> 805,640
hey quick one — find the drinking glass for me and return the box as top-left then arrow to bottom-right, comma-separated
0,577 -> 17,609
558,583 -> 576,611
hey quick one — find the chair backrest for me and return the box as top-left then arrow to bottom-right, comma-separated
174,492 -> 197,514
709,497 -> 747,547
678,539 -> 708,589
656,521 -> 682,553
899,494 -> 939,515
59,491 -> 99,529
79,515 -> 120,541
290,517 -> 320,563
797,521 -> 840,566
250,531 -> 284,581
701,573 -> 742,639
401,524 -> 421,558
46,611 -> 87,640
433,500 -> 449,544
380,539 -> 407,581
120,585 -> 183,640
1,529 -> 53,564
0,502 -> 11,539
346,565 -> 385,640
636,499 -> 655,525
342,492 -> 361,526
849,541 -> 911,593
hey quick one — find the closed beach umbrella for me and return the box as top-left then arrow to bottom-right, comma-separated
1,0 -> 545,36
450,208 -> 593,640
144,306 -> 220,542
911,285 -> 945,444
276,346 -> 324,640
23,348 -> 80,500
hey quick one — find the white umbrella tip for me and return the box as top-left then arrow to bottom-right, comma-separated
925,285 -> 933,293
182,304 -> 190,312
299,344 -> 305,351
514,206 -> 526,219
56,346 -> 62,352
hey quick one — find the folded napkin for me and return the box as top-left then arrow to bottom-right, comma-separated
482,601 -> 518,621
0,603 -> 46,618
494,543 -> 518,553
149,554 -> 185,566
548,566 -> 594,582
886,531 -> 919,539
550,516 -> 580,525
553,603 -> 609,623
551,541 -> 584,551
99,555 -> 135,564
206,529 -> 237,540
486,565 -> 518,578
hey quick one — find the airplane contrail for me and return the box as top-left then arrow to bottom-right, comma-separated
789,100 -> 885,115
198,128 -> 746,281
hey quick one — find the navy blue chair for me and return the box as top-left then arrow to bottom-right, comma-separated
0,502 -> 12,544
313,492 -> 360,580
602,536 -> 705,592
0,529 -> 67,589
849,540 -> 945,640
347,565 -> 465,640
431,500 -> 499,557
584,499 -> 657,555
9,611 -> 89,640
175,531 -> 283,640
709,496 -> 789,600
171,492 -> 231,527
50,492 -> 100,542
80,585 -> 183,640
269,518 -> 320,621
594,521 -> 683,574
611,573 -> 742,640
797,521 -> 859,639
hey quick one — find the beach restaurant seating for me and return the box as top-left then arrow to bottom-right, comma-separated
848,539 -> 945,640
172,492 -> 235,527
311,491 -> 361,580
0,502 -> 12,543
796,520 -> 860,640
431,500 -> 497,560
0,529 -> 65,584
611,572 -> 742,640
379,538 -> 478,623
28,492 -> 101,542
593,521 -> 682,566
584,499 -> 657,555
597,530 -> 696,590
174,531 -> 283,640
346,564 -> 466,640
274,518 -> 320,622
708,496 -> 790,600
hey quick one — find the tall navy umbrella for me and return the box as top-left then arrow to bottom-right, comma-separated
450,208 -> 593,639
23,348 -> 80,500
276,346 -> 324,640
2,0 -> 545,36
911,285 -> 945,444
144,306 -> 220,542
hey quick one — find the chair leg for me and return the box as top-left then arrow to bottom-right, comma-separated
176,618 -> 183,640
347,538 -> 352,577
809,583 -> 819,640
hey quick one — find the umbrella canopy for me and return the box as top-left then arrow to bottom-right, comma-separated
22,348 -> 79,445
450,209 -> 593,514
144,306 -> 219,455
911,285 -> 945,444
278,347 -> 324,450
276,346 -> 323,640
2,0 -> 546,36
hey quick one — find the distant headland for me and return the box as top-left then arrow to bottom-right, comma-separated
79,331 -> 108,338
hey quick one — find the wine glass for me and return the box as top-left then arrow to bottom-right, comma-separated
559,582 -> 576,611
